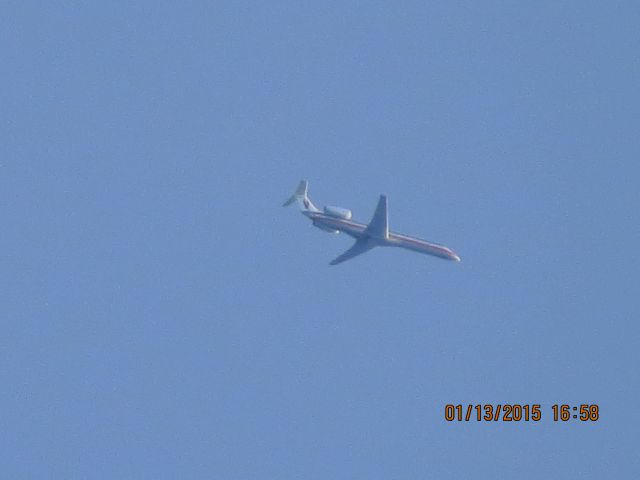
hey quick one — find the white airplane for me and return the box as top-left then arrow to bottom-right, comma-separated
283,180 -> 461,265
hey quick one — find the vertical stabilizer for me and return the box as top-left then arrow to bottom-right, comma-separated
282,180 -> 320,212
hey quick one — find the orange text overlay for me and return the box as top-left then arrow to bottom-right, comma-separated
444,404 -> 600,422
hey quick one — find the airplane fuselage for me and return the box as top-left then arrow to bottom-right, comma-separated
305,211 -> 460,262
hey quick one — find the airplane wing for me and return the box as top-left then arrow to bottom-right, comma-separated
365,194 -> 389,239
329,238 -> 376,265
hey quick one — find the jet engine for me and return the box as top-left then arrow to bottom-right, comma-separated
324,205 -> 352,220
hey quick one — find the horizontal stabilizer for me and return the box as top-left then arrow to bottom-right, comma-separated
282,180 -> 319,212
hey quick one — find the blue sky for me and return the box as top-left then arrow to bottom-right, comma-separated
2,1 -> 639,478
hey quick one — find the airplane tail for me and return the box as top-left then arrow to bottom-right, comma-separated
282,180 -> 320,212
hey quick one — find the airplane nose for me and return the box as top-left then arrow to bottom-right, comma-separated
451,253 -> 461,262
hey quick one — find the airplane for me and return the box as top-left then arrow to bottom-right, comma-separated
283,180 -> 461,265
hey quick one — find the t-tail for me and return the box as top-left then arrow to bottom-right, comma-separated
282,180 -> 320,212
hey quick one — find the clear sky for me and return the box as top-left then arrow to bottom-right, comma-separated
2,1 -> 639,478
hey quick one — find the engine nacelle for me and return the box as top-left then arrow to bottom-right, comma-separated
324,205 -> 352,220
